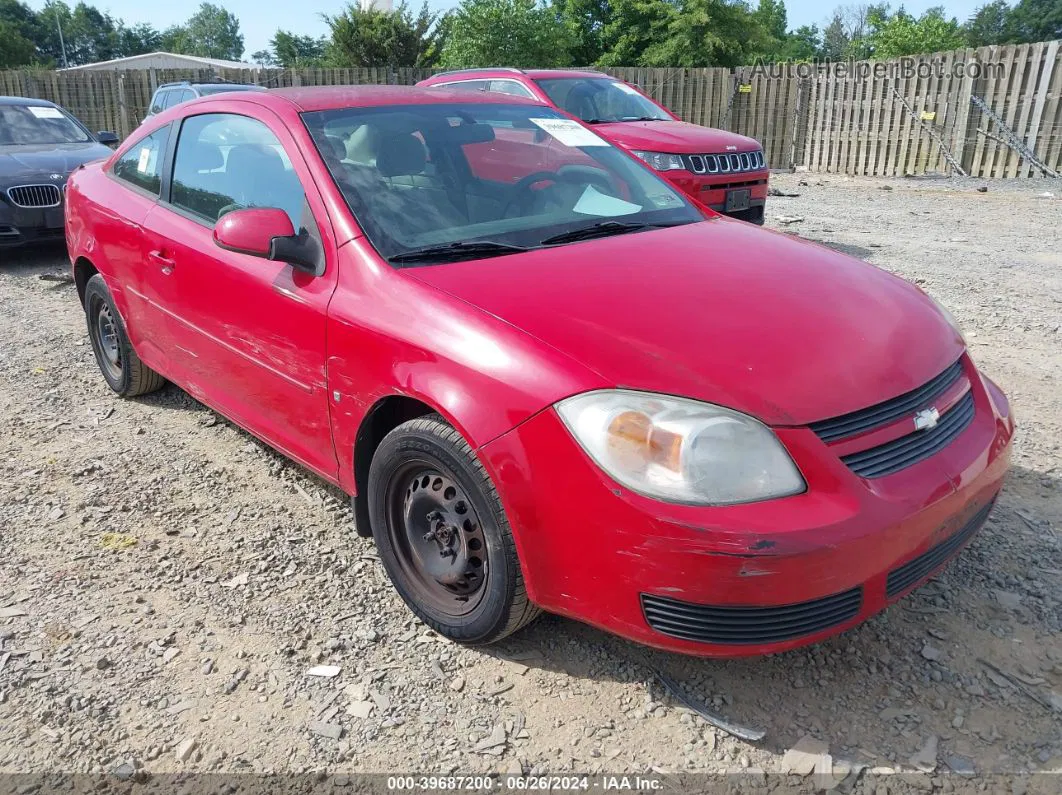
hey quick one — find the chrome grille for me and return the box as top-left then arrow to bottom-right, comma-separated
684,150 -> 765,174
7,184 -> 62,208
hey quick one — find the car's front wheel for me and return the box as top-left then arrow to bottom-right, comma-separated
367,415 -> 540,644
84,274 -> 166,397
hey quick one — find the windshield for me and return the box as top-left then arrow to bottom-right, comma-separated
302,103 -> 699,265
0,104 -> 90,145
534,78 -> 671,124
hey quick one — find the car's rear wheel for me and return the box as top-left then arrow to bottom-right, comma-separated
84,274 -> 166,397
367,415 -> 540,644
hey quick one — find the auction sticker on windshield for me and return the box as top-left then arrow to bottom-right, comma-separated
613,82 -> 642,95
530,118 -> 608,147
29,106 -> 65,119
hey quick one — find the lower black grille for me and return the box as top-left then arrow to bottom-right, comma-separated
7,184 -> 62,208
841,391 -> 975,478
642,587 -> 863,645
886,499 -> 995,598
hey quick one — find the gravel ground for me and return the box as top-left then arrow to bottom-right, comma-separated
1,173 -> 1060,793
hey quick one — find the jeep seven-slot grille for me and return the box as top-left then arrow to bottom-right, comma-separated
7,184 -> 62,208
684,150 -> 765,175
839,391 -> 975,478
641,587 -> 863,645
886,499 -> 995,598
810,360 -> 964,443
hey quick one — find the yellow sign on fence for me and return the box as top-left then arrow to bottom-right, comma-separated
920,111 -> 937,121
738,84 -> 752,93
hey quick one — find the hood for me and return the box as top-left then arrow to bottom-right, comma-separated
0,142 -> 114,182
409,220 -> 965,426
593,120 -> 761,154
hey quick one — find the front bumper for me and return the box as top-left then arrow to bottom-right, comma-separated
480,365 -> 1014,657
0,199 -> 66,249
660,168 -> 769,224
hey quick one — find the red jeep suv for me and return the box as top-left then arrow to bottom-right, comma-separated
417,68 -> 769,224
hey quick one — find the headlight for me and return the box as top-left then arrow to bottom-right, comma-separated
556,390 -> 805,506
632,151 -> 686,171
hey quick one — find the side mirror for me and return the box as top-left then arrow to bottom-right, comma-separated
213,208 -> 322,275
97,131 -> 120,146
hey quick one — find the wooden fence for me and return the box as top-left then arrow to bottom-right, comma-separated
2,41 -> 1060,179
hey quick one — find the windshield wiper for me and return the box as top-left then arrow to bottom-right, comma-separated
388,240 -> 531,265
619,116 -> 667,122
539,220 -> 684,247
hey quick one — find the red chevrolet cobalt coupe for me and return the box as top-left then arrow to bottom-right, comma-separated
66,87 -> 1013,656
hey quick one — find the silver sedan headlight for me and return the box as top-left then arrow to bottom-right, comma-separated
556,390 -> 805,506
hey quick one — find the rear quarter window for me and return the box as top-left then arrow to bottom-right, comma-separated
111,126 -> 170,196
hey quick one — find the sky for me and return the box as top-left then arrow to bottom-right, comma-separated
28,1 -> 990,62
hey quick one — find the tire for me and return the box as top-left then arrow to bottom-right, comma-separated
84,273 -> 166,397
367,415 -> 540,644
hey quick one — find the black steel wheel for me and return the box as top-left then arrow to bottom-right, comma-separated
368,415 -> 540,644
84,274 -> 166,397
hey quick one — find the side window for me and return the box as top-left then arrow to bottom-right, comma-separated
111,126 -> 170,196
444,80 -> 490,93
149,90 -> 169,114
171,89 -> 195,107
489,80 -> 534,98
170,113 -> 305,229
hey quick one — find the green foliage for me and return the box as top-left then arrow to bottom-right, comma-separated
863,5 -> 965,59
779,24 -> 822,61
965,1 -> 1016,45
270,30 -> 326,67
648,0 -> 770,67
439,0 -> 572,68
552,0 -> 611,65
325,2 -> 442,68
1009,0 -> 1062,41
163,3 -> 245,61
596,0 -> 675,66
0,19 -> 35,67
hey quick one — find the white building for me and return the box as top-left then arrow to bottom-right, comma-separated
62,52 -> 261,72
360,0 -> 394,10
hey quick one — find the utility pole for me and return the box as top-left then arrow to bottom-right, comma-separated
55,7 -> 69,68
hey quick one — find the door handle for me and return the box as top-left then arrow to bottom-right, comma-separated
149,250 -> 175,275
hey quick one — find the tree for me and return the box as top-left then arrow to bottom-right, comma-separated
0,19 -> 36,66
116,22 -> 162,57
821,12 -> 849,59
754,0 -> 788,41
0,0 -> 40,66
781,24 -> 822,61
552,0 -> 612,65
270,30 -> 326,67
439,0 -> 571,68
1010,0 -> 1062,41
648,0 -> 765,67
597,0 -> 676,67
164,3 -> 244,60
251,49 -> 277,66
326,2 -> 442,67
965,1 -> 1015,46
863,5 -> 965,59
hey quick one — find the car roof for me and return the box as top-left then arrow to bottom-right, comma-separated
0,96 -> 59,107
523,70 -> 611,80
157,82 -> 264,91
261,84 -> 547,112
424,69 -> 610,82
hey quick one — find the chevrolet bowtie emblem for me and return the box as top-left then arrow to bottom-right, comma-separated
913,407 -> 940,431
